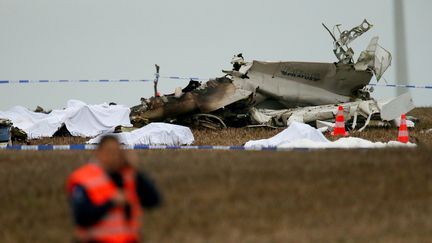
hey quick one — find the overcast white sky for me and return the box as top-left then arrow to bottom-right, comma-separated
0,0 -> 431,110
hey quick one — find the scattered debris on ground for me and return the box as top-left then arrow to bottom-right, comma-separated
0,20 -> 425,145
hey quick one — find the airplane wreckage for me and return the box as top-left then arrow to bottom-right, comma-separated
0,20 -> 415,144
130,20 -> 415,131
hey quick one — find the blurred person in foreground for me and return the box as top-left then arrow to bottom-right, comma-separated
66,135 -> 161,243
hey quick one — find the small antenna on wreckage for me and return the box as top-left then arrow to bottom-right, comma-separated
322,23 -> 337,42
154,64 -> 160,97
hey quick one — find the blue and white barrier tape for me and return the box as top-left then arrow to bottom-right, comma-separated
0,79 -> 153,84
0,76 -> 208,84
0,144 -> 310,151
368,83 -> 432,89
159,76 -> 208,81
1,78 -> 431,89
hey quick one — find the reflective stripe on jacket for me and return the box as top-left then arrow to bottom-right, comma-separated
67,163 -> 142,243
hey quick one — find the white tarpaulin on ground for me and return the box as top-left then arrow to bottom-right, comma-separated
0,100 -> 131,138
245,122 -> 329,148
245,121 -> 416,149
87,122 -> 194,146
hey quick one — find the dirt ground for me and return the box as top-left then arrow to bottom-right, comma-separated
0,108 -> 431,242
0,149 -> 431,243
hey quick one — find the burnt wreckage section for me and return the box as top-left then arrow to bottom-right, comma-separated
131,20 -> 412,130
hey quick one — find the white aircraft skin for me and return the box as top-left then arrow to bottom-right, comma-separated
230,60 -> 373,108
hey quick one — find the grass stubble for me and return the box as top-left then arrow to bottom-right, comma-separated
0,108 -> 431,242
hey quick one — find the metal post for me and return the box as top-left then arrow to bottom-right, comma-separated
394,0 -> 409,96
154,64 -> 160,97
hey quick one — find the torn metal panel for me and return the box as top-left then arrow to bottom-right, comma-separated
323,19 -> 373,64
322,19 -> 392,81
249,93 -> 414,131
232,60 -> 373,107
354,37 -> 380,71
250,100 -> 377,128
354,37 -> 392,81
378,92 -> 414,121
336,19 -> 373,46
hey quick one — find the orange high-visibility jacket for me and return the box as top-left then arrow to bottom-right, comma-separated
67,163 -> 142,243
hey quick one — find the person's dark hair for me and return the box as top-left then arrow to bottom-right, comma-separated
98,135 -> 120,149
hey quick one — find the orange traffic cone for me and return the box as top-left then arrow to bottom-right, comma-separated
398,114 -> 409,143
332,106 -> 348,136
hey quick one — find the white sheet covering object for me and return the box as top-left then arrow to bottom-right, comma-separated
244,121 -> 416,149
0,100 -> 131,139
87,123 -> 194,146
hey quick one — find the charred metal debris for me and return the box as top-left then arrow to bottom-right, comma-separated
130,20 -> 414,131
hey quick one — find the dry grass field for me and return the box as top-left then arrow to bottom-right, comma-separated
0,108 -> 431,242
